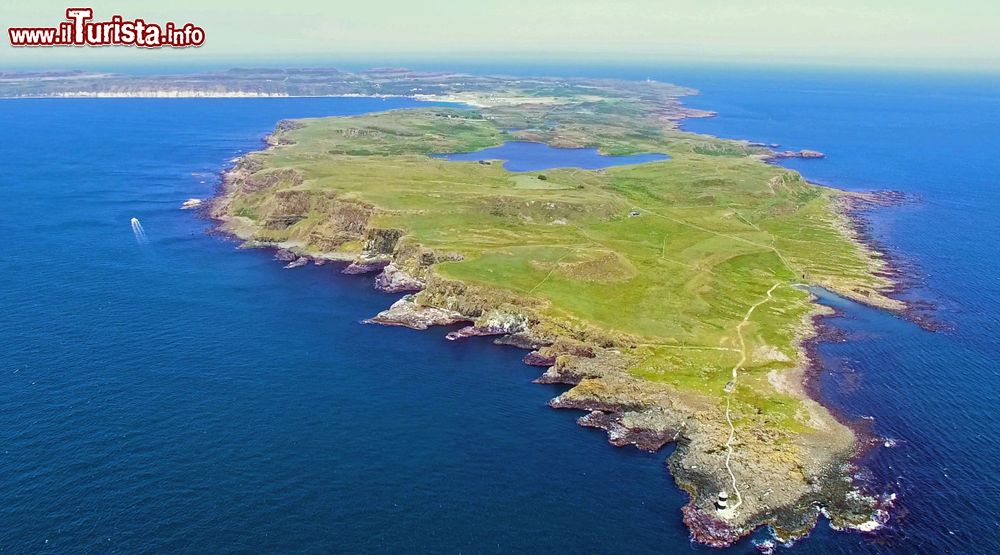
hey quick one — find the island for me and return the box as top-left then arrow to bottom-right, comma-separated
2,68 -> 903,546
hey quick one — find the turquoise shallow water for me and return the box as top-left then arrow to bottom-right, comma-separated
2,68 -> 999,553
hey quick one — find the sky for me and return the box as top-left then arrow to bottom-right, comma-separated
2,0 -> 999,71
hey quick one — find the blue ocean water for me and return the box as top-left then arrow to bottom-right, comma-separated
0,98 -> 688,553
434,140 -> 668,171
1,68 -> 998,554
676,69 -> 1000,554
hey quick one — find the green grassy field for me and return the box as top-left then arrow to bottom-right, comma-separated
232,106 -> 893,401
215,80 -> 897,534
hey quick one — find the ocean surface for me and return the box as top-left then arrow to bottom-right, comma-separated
676,70 -> 1000,554
435,140 -> 668,171
1,68 -> 998,553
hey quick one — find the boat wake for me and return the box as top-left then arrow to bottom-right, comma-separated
131,217 -> 148,243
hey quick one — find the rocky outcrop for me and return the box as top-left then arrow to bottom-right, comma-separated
364,228 -> 406,255
260,120 -> 306,146
364,295 -> 468,330
682,506 -> 741,548
242,168 -> 304,193
474,309 -> 530,334
284,257 -> 309,269
444,325 -> 503,341
546,368 -> 691,455
442,308 -> 535,341
578,410 -> 678,451
772,149 -> 825,159
415,278 -> 543,326
374,263 -> 425,293
342,257 -> 390,275
534,346 -> 623,385
494,333 -> 550,350
522,351 -> 556,366
263,189 -> 311,229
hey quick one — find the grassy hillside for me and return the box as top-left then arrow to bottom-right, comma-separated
226,107 -> 892,398
213,81 -> 899,544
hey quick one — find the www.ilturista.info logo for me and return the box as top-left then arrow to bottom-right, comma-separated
8,8 -> 205,48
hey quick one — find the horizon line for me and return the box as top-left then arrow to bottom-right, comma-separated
4,57 -> 1000,78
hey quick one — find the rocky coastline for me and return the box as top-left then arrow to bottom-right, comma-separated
200,75 -> 915,548
771,148 -> 826,160
833,191 -> 942,331
208,212 -> 897,548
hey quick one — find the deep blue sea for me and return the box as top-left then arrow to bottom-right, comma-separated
676,70 -> 1000,554
1,68 -> 998,554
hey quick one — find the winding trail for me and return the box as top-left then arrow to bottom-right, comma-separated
720,282 -> 782,517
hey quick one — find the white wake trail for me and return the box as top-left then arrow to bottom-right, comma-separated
131,217 -> 148,243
